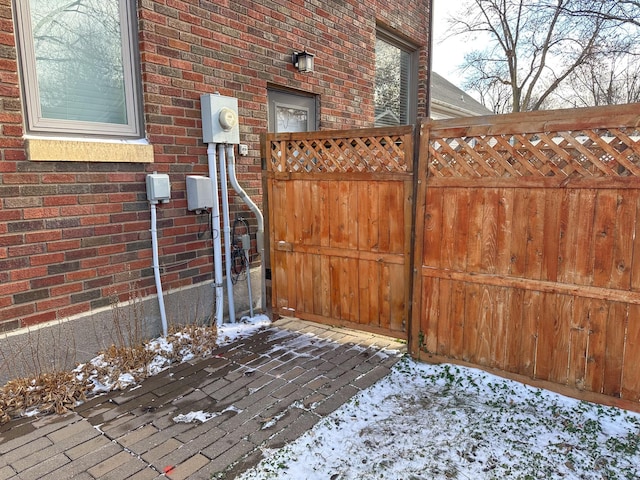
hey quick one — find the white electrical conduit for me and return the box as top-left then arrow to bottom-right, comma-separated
207,143 -> 225,326
150,202 -> 168,336
218,143 -> 236,323
226,144 -> 266,313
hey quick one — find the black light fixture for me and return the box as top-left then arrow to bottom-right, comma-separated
292,50 -> 314,73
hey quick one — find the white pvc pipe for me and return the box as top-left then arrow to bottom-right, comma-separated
207,143 -> 225,326
218,143 -> 236,323
226,144 -> 266,313
150,202 -> 168,336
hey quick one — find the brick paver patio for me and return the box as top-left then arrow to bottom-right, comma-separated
0,318 -> 405,480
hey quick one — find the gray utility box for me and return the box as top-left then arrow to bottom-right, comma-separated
186,175 -> 213,212
201,94 -> 240,144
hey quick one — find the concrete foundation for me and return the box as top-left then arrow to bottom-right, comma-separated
0,268 -> 263,385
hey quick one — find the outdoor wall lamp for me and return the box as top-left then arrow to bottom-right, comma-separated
292,50 -> 314,73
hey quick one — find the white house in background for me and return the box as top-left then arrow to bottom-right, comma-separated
431,72 -> 493,119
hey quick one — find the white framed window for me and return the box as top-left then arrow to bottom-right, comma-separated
375,29 -> 418,127
13,0 -> 144,138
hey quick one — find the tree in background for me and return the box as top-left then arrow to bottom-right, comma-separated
446,0 -> 640,113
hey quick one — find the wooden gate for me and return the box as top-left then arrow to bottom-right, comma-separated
263,127 -> 414,338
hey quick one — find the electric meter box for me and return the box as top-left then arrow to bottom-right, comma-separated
186,175 -> 214,211
201,94 -> 240,144
146,173 -> 171,203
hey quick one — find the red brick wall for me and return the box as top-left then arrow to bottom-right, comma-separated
0,0 -> 430,332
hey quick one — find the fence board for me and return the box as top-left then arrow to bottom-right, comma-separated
622,304 -> 640,399
603,302 -> 627,397
568,297 -> 589,390
610,191 -> 636,290
481,189 -> 499,274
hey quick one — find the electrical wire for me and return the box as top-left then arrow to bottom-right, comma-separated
230,216 -> 250,284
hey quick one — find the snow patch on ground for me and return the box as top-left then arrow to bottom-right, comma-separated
217,314 -> 271,344
237,356 -> 640,480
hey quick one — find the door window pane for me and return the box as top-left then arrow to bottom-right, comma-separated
276,104 -> 309,133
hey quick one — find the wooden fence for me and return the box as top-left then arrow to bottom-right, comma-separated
263,103 -> 640,409
263,126 -> 414,337
412,104 -> 640,408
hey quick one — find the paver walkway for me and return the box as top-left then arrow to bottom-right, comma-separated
0,318 -> 405,480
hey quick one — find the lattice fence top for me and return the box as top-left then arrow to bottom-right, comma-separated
428,127 -> 640,178
268,134 -> 409,173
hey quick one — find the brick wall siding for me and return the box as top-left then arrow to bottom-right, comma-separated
0,0 -> 430,332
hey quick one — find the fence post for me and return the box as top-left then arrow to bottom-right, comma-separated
409,118 -> 432,357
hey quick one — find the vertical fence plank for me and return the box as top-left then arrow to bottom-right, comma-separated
552,295 -> 573,385
421,276 -> 439,353
475,286 -> 494,365
609,191 -> 636,290
357,182 -> 375,251
389,182 -> 405,253
631,194 -> 640,292
496,188 -> 514,276
423,187 -> 443,269
481,189 -> 499,274
491,286 -> 509,369
592,191 -> 617,288
573,190 -> 597,286
320,255 -> 331,318
378,182 -> 392,253
568,296 -> 589,390
521,290 -> 541,378
379,263 -> 391,330
329,256 -> 341,320
622,304 -> 640,399
358,260 -> 374,326
449,280 -> 466,359
509,190 -> 528,277
558,189 -> 580,285
504,288 -> 524,372
466,189 -> 485,272
436,279 -> 453,357
603,302 -> 628,397
346,256 -> 360,324
542,190 -> 563,282
584,299 -> 608,394
389,263 -> 406,331
524,189 -> 545,280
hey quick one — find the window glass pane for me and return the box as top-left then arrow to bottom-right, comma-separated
375,37 -> 410,126
28,0 -> 127,124
276,105 -> 308,132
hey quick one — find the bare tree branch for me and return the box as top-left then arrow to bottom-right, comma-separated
447,0 -> 640,112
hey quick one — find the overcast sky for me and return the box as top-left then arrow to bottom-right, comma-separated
431,0 -> 474,87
